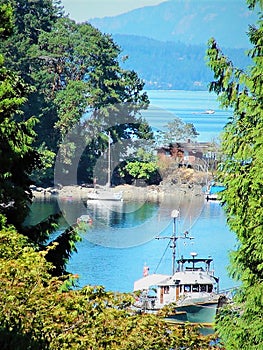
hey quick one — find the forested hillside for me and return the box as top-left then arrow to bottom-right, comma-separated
90,0 -> 257,48
89,0 -> 255,90
114,34 -> 251,90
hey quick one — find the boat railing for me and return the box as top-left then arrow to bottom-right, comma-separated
185,267 -> 204,272
219,287 -> 239,300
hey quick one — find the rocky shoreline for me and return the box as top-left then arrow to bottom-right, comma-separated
32,183 -> 204,202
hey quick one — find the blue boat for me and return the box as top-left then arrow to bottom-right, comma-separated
204,183 -> 225,200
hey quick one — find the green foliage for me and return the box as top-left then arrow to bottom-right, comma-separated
30,144 -> 56,186
0,2 -> 80,277
124,160 -> 158,180
247,0 -> 263,9
206,0 -> 263,348
0,1 -> 152,276
158,117 -> 199,144
0,0 -> 60,63
45,224 -> 82,276
0,1 -> 152,187
54,80 -> 89,138
0,0 -> 63,156
0,227 -> 217,349
35,17 -> 149,129
0,2 -> 13,39
30,16 -> 151,183
0,47 -> 40,228
119,147 -> 161,184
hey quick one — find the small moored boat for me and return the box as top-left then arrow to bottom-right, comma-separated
204,182 -> 225,200
87,132 -> 123,202
203,109 -> 215,114
134,254 -> 224,324
77,214 -> 93,224
87,188 -> 123,202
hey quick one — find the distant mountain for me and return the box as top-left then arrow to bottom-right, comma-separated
89,0 -> 257,49
113,34 -> 251,90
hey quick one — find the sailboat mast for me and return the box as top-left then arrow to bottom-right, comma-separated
107,131 -> 111,187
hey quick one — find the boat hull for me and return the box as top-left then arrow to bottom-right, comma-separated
87,191 -> 123,201
205,184 -> 225,201
205,193 -> 219,200
170,301 -> 218,324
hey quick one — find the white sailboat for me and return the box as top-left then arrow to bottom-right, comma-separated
87,131 -> 123,202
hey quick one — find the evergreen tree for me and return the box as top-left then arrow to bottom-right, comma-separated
0,0 -> 63,161
159,117 -> 199,144
0,1 -> 152,275
36,17 -> 151,184
0,2 -> 79,276
0,1 -> 151,185
0,2 -> 40,228
206,0 -> 263,348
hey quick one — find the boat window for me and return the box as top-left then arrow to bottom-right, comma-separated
164,286 -> 169,294
200,285 -> 207,292
192,284 -> 199,292
208,285 -> 213,293
184,285 -> 191,292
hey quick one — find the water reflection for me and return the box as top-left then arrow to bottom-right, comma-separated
27,193 -> 206,249
24,198 -> 60,226
82,195 -> 205,248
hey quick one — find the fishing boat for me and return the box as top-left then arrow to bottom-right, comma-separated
133,210 -> 226,324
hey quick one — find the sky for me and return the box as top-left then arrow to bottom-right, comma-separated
60,0 -> 167,22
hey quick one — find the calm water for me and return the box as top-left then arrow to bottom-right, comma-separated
26,90 -> 236,293
27,196 -> 236,293
144,90 -> 231,142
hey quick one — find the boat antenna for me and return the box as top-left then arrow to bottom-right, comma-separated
171,209 -> 179,274
156,209 -> 194,274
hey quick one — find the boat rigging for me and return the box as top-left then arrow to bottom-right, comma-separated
156,209 -> 194,274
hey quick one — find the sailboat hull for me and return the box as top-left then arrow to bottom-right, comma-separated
87,190 -> 123,201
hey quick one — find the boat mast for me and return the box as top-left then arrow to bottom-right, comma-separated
107,131 -> 111,187
156,209 -> 194,275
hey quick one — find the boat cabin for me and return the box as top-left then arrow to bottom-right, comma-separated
154,256 -> 218,308
134,255 -> 219,310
